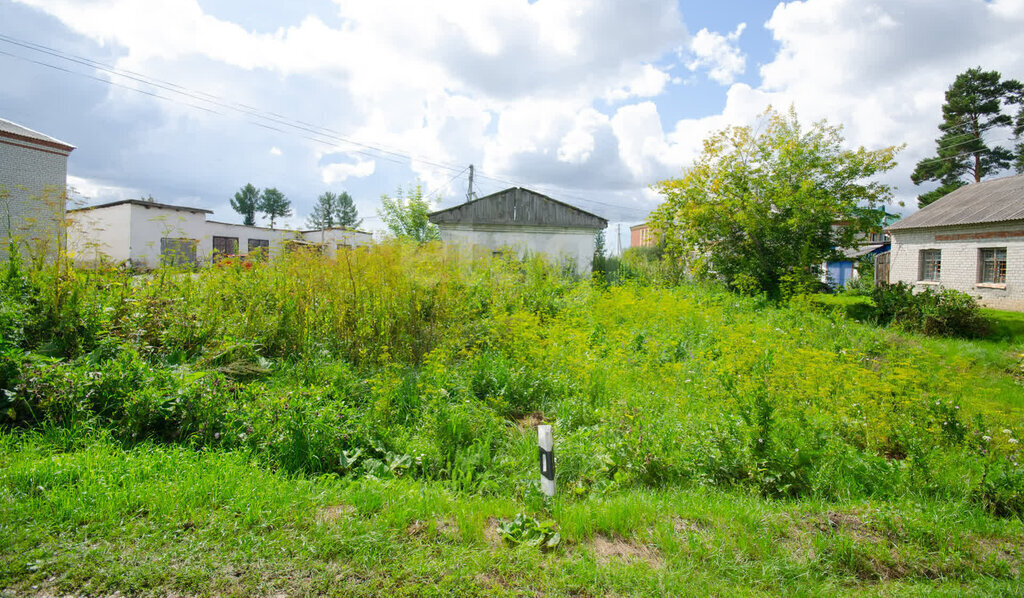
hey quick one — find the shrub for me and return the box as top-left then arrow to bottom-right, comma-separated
870,283 -> 988,337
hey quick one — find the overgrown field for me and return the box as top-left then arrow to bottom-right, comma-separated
2,243 -> 1023,595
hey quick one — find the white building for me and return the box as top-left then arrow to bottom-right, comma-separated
0,118 -> 75,262
67,198 -> 372,268
887,174 -> 1024,311
428,187 -> 608,275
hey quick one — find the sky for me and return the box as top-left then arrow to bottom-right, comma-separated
2,0 -> 1023,249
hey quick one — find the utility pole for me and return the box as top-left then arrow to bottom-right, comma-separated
467,164 -> 476,202
616,223 -> 622,255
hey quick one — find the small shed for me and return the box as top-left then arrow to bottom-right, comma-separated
428,187 -> 608,274
887,174 -> 1024,310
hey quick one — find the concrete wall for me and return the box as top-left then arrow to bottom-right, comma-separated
888,221 -> 1024,311
0,136 -> 70,261
437,223 -> 597,275
67,202 -> 133,263
69,203 -> 373,267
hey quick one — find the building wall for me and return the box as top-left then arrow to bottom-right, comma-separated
0,137 -> 70,261
889,221 -> 1024,311
437,223 -> 597,275
67,202 -> 133,263
69,203 -> 374,267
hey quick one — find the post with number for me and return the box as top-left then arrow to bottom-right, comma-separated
538,424 -> 555,497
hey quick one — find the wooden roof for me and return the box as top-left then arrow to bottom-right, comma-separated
428,187 -> 607,229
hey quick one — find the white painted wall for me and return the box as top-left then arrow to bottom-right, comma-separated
68,202 -> 373,267
67,202 -> 132,263
889,221 -> 1024,311
437,223 -> 597,275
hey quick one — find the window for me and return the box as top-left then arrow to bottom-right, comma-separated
248,238 -> 269,252
919,249 -> 941,281
212,236 -> 239,259
160,237 -> 197,266
980,248 -> 1007,284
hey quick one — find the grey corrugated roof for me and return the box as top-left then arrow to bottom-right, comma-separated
0,117 -> 75,150
68,198 -> 212,215
888,174 -> 1024,231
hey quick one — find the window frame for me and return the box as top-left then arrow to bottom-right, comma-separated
212,235 -> 239,258
979,247 -> 1007,285
919,248 -> 941,282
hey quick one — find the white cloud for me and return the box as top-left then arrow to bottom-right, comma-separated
269,146 -> 282,156
321,158 -> 376,184
66,175 -> 139,205
686,23 -> 747,85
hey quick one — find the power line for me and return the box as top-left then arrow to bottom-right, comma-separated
0,33 -> 654,218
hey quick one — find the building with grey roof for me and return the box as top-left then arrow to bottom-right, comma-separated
428,187 -> 608,275
886,174 -> 1024,310
0,117 -> 75,262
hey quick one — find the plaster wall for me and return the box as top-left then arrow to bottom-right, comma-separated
438,224 -> 597,275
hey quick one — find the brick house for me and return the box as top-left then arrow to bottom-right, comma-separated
887,174 -> 1024,311
0,118 -> 75,261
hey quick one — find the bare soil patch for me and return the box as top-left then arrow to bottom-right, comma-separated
589,534 -> 663,568
516,411 -> 546,430
315,503 -> 356,524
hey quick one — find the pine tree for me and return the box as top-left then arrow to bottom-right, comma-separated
231,183 -> 260,226
307,191 -> 339,229
259,187 -> 292,229
911,68 -> 1023,208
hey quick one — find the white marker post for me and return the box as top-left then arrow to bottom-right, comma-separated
538,424 -> 555,497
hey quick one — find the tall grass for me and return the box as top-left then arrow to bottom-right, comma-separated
2,241 -> 1023,515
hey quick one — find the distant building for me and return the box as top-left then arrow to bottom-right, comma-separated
887,174 -> 1024,311
630,222 -> 657,248
823,211 -> 900,288
67,198 -> 372,268
0,118 -> 75,261
428,187 -> 608,275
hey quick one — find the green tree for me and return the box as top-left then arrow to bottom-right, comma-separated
377,184 -> 439,243
259,187 -> 292,229
650,106 -> 901,300
911,67 -> 1023,207
231,183 -> 260,226
336,191 -> 362,229
307,191 -> 363,230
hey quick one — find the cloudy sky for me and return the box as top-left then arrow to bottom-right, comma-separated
2,0 -> 1023,247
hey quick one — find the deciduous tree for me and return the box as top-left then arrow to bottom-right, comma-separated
377,184 -> 439,243
259,187 -> 292,229
230,183 -> 260,226
911,67 -> 1023,207
650,106 -> 901,299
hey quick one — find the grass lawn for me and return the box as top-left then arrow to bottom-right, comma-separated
2,432 -> 1022,597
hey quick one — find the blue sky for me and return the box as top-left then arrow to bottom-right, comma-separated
2,0 -> 1023,248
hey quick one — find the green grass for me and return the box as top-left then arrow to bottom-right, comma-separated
983,308 -> 1024,344
2,245 -> 1024,595
2,432 -> 1021,597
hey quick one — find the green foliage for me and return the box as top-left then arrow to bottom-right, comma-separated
307,190 -> 361,229
497,514 -> 561,550
258,187 -> 292,229
651,106 -> 901,299
230,183 -> 260,226
1,243 -> 1022,520
911,67 -> 1024,207
870,283 -> 989,337
377,184 -> 439,243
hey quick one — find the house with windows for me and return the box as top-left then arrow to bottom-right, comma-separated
67,198 -> 371,268
630,222 -> 658,248
886,174 -> 1024,310
427,187 -> 608,275
0,118 -> 75,262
